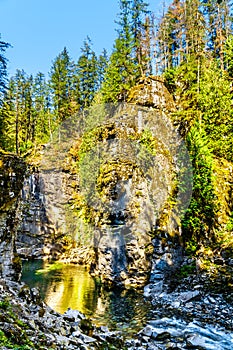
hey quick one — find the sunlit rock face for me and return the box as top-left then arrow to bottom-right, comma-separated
128,76 -> 176,112
0,152 -> 26,280
16,77 -> 192,288
17,167 -> 78,260
85,99 -> 189,287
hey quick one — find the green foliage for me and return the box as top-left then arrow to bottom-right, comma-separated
77,37 -> 99,108
49,47 -> 77,121
186,239 -> 198,255
0,34 -> 11,101
0,297 -> 35,349
101,0 -> 149,102
101,37 -> 138,102
182,123 -> 216,241
198,59 -> 233,161
165,55 -> 233,162
226,212 -> 233,232
178,262 -> 196,278
224,35 -> 233,78
0,70 -> 53,154
138,129 -> 157,155
0,297 -> 10,310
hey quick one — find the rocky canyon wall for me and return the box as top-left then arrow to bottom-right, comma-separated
0,152 -> 26,280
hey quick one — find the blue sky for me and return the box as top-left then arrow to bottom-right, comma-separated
0,0 -> 169,77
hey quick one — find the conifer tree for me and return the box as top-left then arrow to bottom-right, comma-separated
97,49 -> 108,89
49,47 -> 74,121
0,35 -> 10,103
101,0 -> 138,102
33,72 -> 52,142
77,37 -> 98,108
131,0 -> 150,74
183,123 -> 216,241
203,0 -> 232,69
0,70 -> 33,153
156,0 -> 206,72
0,79 -> 15,150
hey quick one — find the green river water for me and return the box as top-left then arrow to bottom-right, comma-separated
22,260 -> 151,334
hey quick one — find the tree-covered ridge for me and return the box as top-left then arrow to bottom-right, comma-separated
0,0 -> 232,254
0,0 -> 154,154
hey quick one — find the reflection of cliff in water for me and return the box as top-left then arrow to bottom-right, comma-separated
22,260 -> 151,332
22,261 -> 98,316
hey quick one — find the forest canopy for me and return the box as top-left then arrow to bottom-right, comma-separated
0,0 -> 232,158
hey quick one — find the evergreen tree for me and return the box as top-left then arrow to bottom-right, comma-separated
101,0 -> 138,102
0,34 -> 10,103
182,123 -> 216,242
156,0 -> 184,71
101,38 -> 138,102
0,70 -> 30,153
49,47 -> 74,121
131,0 -> 150,74
156,0 -> 206,72
0,78 -> 15,150
203,0 -> 232,69
198,58 -> 233,161
224,34 -> 233,77
97,49 -> 108,89
77,37 -> 98,108
33,72 -> 52,142
14,69 -> 28,154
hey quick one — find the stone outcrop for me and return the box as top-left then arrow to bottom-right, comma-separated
16,77 -> 192,288
127,76 -> 176,112
85,79 -> 190,287
0,152 -> 26,281
16,169 -> 78,260
62,82 -> 191,287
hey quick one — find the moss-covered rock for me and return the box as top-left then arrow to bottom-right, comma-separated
127,76 -> 176,113
0,151 -> 26,281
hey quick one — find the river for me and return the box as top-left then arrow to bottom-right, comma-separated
22,260 -> 152,335
22,260 -> 233,349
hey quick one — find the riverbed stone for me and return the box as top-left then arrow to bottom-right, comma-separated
177,290 -> 201,303
63,308 -> 85,322
186,334 -> 216,349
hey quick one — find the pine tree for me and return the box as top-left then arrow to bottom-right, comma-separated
101,0 -> 138,102
183,123 -> 216,241
101,38 -> 138,102
156,0 -> 184,72
33,72 -> 52,142
224,34 -> 233,77
0,79 -> 15,150
14,69 -> 28,154
203,0 -> 232,69
198,58 -> 233,161
77,37 -> 98,108
131,0 -> 150,75
0,34 -> 10,103
49,47 -> 74,121
156,0 -> 206,72
97,49 -> 108,89
0,70 -> 30,153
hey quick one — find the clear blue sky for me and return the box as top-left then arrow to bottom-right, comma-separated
0,0 -> 170,78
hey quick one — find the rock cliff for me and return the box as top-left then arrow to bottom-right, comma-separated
15,76 -> 193,288
15,76 -> 233,291
0,151 -> 26,280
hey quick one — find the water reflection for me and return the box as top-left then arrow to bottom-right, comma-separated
22,260 -> 98,316
22,260 -> 151,333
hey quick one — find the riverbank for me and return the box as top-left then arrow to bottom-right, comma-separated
1,263 -> 233,350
